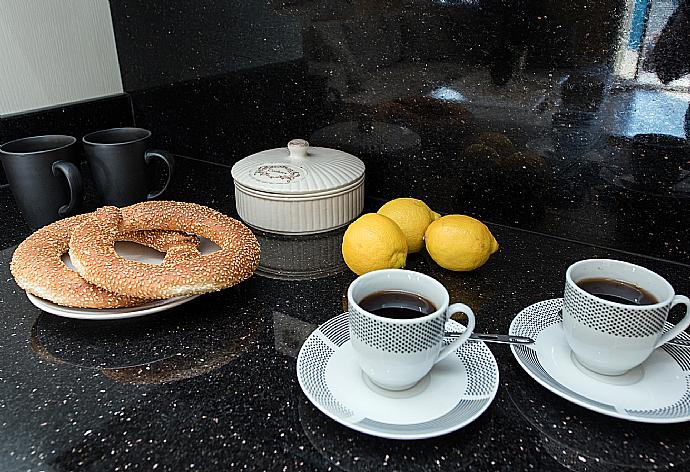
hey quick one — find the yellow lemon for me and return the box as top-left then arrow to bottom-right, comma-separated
424,215 -> 499,271
342,213 -> 408,275
377,198 -> 440,253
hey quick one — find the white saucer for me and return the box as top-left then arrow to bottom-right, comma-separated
510,298 -> 690,423
296,313 -> 499,440
26,292 -> 198,320
23,239 -> 218,320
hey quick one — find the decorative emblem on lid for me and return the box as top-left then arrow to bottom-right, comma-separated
249,140 -> 310,185
252,163 -> 305,184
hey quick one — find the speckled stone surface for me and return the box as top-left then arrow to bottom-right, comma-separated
1,157 -> 690,471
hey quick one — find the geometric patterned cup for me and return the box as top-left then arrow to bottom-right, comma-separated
348,269 -> 476,391
563,259 -> 690,375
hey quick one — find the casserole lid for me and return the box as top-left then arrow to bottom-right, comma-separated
231,139 -> 365,195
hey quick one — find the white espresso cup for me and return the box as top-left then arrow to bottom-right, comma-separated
347,269 -> 476,391
563,259 -> 690,375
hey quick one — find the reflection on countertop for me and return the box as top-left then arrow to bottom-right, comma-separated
507,379 -> 690,471
255,229 -> 347,281
30,303 -> 262,385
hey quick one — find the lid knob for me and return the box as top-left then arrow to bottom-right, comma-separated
288,139 -> 309,158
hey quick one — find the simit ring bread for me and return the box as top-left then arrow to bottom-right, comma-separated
11,213 -> 200,308
69,201 -> 261,299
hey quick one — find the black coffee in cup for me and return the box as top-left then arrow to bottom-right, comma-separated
359,290 -> 437,319
576,277 -> 658,305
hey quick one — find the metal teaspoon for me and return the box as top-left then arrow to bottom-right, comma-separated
445,331 -> 690,348
445,332 -> 535,345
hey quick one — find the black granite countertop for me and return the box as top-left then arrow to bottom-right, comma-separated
1,157 -> 690,471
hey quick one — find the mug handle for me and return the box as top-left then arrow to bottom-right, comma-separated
436,303 -> 476,363
655,295 -> 690,348
52,160 -> 82,217
144,150 -> 175,199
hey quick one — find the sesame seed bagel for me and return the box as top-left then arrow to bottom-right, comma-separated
10,213 -> 201,308
69,201 -> 261,299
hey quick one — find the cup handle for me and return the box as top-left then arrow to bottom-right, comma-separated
436,303 -> 476,363
144,150 -> 175,199
52,160 -> 82,217
655,295 -> 690,348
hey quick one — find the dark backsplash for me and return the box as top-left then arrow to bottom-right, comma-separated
109,0 -> 624,89
109,1 -> 303,91
2,0 -> 690,264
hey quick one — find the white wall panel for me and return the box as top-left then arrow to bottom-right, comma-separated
0,0 -> 123,116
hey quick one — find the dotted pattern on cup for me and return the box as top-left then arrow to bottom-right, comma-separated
349,308 -> 445,354
563,283 -> 666,337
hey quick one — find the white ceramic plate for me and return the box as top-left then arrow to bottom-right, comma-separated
296,312 -> 499,440
23,239 -> 220,320
510,298 -> 690,423
26,292 -> 198,320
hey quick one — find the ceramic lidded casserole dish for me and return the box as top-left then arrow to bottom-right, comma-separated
231,139 -> 365,235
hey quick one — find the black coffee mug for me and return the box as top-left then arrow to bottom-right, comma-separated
0,135 -> 83,229
631,134 -> 689,190
83,128 -> 175,206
